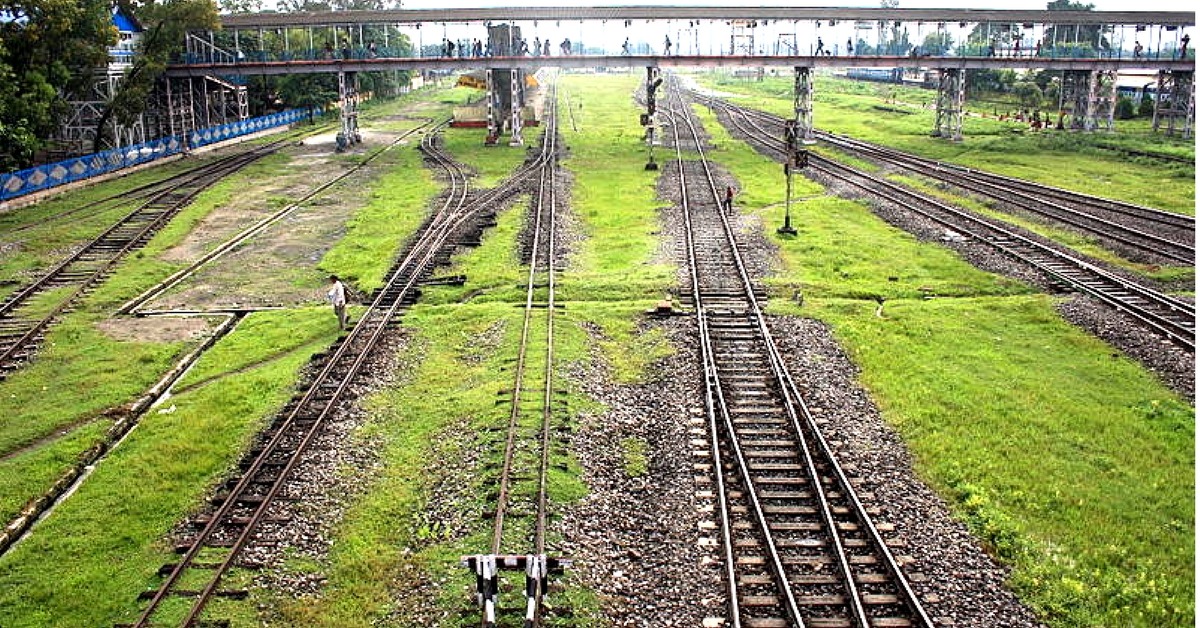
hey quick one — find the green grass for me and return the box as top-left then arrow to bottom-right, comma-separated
255,75 -> 679,626
801,296 -> 1194,627
0,419 -> 109,523
556,74 -> 675,303
442,126 -> 539,187
421,194 -> 529,306
0,316 -> 191,521
0,85 -> 476,628
696,72 -> 1194,214
0,308 -> 341,628
175,309 -> 345,391
318,143 -> 440,294
620,436 -> 649,477
691,103 -> 1031,302
884,172 -> 1193,282
697,84 -> 1194,627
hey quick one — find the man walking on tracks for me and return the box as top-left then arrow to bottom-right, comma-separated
328,275 -> 348,330
723,186 -> 737,213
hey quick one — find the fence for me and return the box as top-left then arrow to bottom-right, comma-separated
1,107 -> 318,203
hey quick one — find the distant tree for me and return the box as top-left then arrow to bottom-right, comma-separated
278,72 -> 338,116
277,0 -> 401,9
1114,96 -> 1135,119
219,0 -> 264,13
1013,81 -> 1043,108
1042,0 -> 1109,56
1138,95 -> 1155,117
966,68 -> 1017,95
0,0 -> 114,170
922,31 -> 954,56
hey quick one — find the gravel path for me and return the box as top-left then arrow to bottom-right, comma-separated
562,319 -> 725,627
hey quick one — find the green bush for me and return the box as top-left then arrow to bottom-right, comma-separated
1115,96 -> 1136,120
1138,95 -> 1155,117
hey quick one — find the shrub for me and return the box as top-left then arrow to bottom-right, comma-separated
1115,96 -> 1136,120
1138,95 -> 1155,117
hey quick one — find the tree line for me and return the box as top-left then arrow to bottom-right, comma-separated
0,0 -> 407,172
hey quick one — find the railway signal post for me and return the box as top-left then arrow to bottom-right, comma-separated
779,120 -> 806,235
644,66 -> 662,170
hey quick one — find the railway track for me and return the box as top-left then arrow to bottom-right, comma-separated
698,94 -> 1195,265
700,94 -> 1196,351
0,142 -> 287,381
121,115 -> 554,628
462,79 -> 568,628
664,81 -> 935,628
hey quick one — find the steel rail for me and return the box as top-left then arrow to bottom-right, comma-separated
663,98 -> 804,628
816,133 -> 1195,263
701,96 -> 1194,263
704,95 -> 1195,350
666,80 -> 935,627
667,110 -> 749,628
534,80 -> 560,560
704,98 -> 1192,231
131,120 -> 542,627
480,79 -> 562,628
815,129 -> 1195,231
491,95 -> 558,554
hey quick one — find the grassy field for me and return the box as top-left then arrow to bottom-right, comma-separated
0,309 -> 340,628
0,88 -> 467,628
691,86 -> 1193,627
695,72 -> 1195,215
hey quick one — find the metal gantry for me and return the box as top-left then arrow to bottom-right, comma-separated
1153,70 -> 1195,138
932,68 -> 965,141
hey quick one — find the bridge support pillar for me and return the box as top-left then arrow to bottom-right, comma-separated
336,71 -> 360,152
485,69 -> 500,145
1060,69 -> 1113,132
1152,70 -> 1194,139
793,66 -> 814,143
483,23 -> 525,147
509,67 -> 524,147
1091,69 -> 1117,132
932,68 -> 964,141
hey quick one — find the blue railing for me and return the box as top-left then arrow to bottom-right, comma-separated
1,107 -> 318,202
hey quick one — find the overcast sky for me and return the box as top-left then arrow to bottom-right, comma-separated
386,0 -> 1196,11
